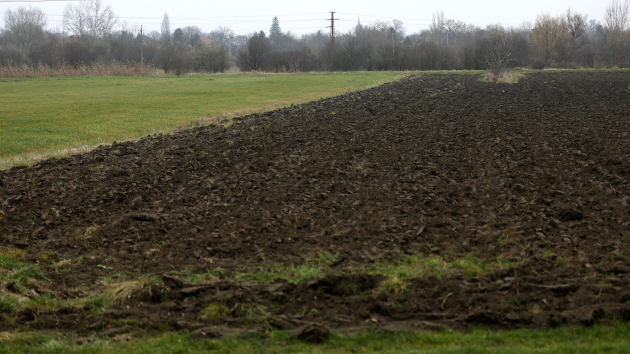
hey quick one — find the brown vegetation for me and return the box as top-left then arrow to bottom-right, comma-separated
0,61 -> 156,78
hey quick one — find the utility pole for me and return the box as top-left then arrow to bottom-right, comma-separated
326,11 -> 339,47
391,28 -> 395,55
140,25 -> 144,63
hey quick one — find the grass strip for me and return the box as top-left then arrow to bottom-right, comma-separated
1,322 -> 630,353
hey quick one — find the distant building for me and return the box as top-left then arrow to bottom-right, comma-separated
199,36 -> 214,45
222,37 -> 247,47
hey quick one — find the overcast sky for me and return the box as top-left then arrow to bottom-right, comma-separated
0,0 -> 607,36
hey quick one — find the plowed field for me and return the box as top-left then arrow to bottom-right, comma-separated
2,72 -> 630,338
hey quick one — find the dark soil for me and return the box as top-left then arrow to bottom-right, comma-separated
2,72 -> 630,337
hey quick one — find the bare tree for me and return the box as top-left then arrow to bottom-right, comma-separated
182,26 -> 202,45
391,19 -> 406,38
532,13 -> 563,64
604,0 -> 630,32
63,0 -> 117,45
4,6 -> 47,62
208,26 -> 235,48
161,13 -> 171,46
566,8 -> 588,39
430,11 -> 445,34
604,0 -> 630,65
483,25 -> 516,74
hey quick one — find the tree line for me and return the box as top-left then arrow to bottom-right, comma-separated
1,0 -> 629,74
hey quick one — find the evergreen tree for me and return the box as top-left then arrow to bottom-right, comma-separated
173,28 -> 184,42
270,16 -> 281,37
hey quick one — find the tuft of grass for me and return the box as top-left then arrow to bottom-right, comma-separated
317,251 -> 338,266
199,303 -> 230,321
102,275 -> 165,305
381,276 -> 409,295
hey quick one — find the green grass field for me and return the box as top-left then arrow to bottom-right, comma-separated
2,323 -> 630,353
0,72 -> 401,169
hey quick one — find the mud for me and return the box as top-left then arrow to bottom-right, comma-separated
2,72 -> 630,337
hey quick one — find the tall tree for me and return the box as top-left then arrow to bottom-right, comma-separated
63,0 -> 117,45
532,13 -> 563,63
161,13 -> 171,46
3,6 -> 47,61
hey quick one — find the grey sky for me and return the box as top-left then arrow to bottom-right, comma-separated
0,0 -> 607,36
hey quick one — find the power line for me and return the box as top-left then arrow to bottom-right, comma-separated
0,0 -> 80,2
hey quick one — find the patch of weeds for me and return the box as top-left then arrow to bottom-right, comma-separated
199,303 -> 230,320
0,250 -> 49,294
38,250 -> 59,263
89,165 -> 104,172
76,225 -> 98,240
204,177 -> 216,184
25,295 -> 68,311
556,256 -> 571,268
232,303 -> 269,319
49,259 -> 72,273
451,254 -> 491,277
184,268 -> 226,283
317,251 -> 338,266
342,280 -> 359,296
507,298 -> 523,306
381,276 -> 408,295
199,302 -> 268,320
366,253 -> 517,281
84,296 -> 108,314
0,294 -> 19,312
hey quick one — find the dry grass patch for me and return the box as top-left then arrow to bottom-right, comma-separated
0,62 -> 157,78
484,70 -> 524,83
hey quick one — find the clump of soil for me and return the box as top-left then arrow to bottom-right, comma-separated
2,72 -> 630,337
